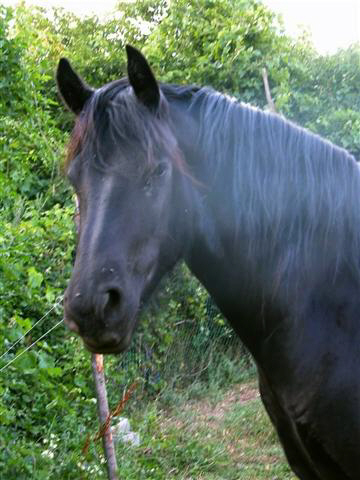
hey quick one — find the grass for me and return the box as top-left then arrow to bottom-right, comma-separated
6,377 -> 296,479
3,333 -> 294,480
109,380 -> 296,479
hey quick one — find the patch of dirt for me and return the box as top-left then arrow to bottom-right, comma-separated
163,382 -> 259,431
160,383 -> 290,474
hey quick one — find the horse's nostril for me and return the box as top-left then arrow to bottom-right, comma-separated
105,288 -> 122,311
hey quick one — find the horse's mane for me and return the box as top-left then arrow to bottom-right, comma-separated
185,87 -> 360,287
66,79 -> 360,288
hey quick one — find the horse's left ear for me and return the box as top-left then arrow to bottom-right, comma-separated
126,45 -> 160,111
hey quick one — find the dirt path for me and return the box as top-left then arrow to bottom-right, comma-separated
164,382 -> 260,431
158,382 -> 293,479
187,382 -> 259,424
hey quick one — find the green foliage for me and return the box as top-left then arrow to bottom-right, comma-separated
0,5 -> 69,209
284,45 -> 360,156
144,0 -> 293,106
0,6 -> 24,110
0,204 -> 86,477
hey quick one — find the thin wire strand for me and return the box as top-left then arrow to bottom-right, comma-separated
0,319 -> 64,373
0,295 -> 63,362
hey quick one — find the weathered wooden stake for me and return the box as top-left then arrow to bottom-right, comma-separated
262,67 -> 277,113
91,353 -> 118,480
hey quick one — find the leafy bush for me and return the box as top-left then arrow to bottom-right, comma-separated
285,45 -> 360,156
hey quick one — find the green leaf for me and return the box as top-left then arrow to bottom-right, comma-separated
27,267 -> 43,289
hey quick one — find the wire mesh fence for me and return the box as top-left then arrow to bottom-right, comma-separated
109,289 -> 254,408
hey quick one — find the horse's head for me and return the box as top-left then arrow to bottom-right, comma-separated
57,46 -> 192,353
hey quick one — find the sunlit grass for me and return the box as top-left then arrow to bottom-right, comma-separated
112,381 -> 295,479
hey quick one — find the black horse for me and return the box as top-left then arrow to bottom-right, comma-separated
57,46 -> 360,479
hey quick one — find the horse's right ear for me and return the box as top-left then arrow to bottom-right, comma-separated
56,58 -> 93,115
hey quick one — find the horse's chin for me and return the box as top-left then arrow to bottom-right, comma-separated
83,340 -> 128,355
82,327 -> 134,355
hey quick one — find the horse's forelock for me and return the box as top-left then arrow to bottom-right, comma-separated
65,80 -> 188,176
64,112 -> 90,172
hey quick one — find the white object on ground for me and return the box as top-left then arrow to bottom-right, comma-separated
113,417 -> 130,435
112,417 -> 140,447
122,432 -> 140,447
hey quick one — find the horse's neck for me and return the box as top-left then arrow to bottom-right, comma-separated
174,100 -> 238,298
174,100 -> 284,353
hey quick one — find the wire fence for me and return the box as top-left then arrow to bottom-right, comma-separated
0,285 -> 252,409
109,299 -> 253,407
0,296 -> 64,373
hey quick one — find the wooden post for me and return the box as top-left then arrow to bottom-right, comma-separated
262,67 -> 276,113
91,354 -> 118,480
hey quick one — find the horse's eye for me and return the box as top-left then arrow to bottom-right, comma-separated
153,162 -> 167,177
143,163 -> 167,193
